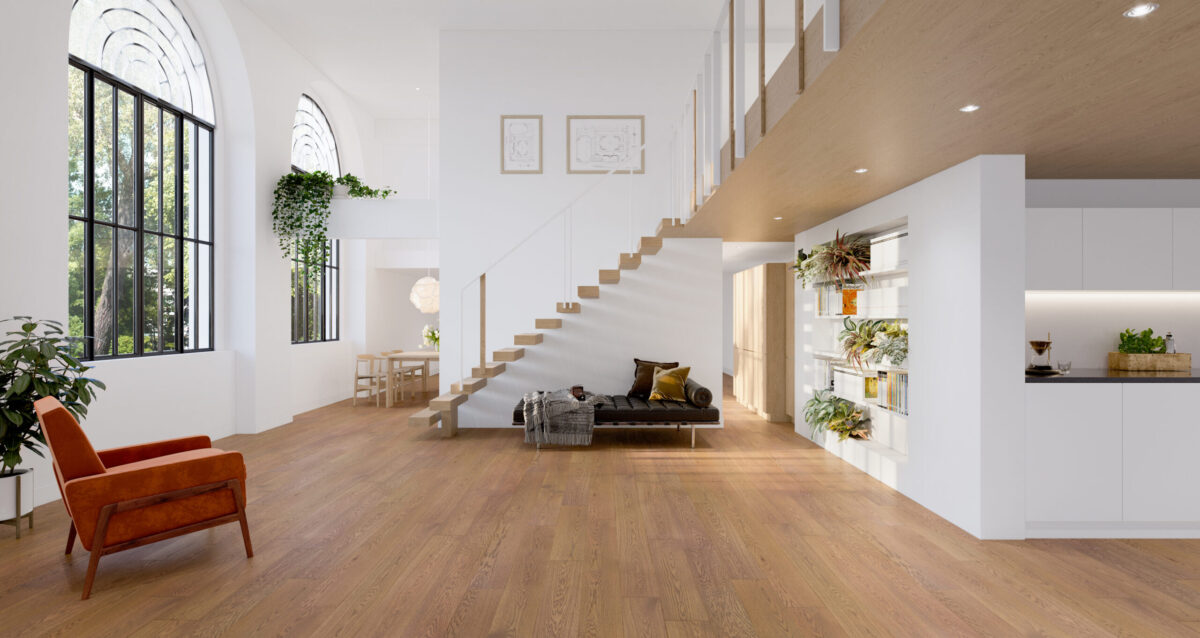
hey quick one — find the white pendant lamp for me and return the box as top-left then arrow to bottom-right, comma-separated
410,274 -> 440,314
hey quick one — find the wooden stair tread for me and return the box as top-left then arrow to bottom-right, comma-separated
535,318 -> 562,329
514,333 -> 544,345
577,285 -> 600,299
456,377 -> 487,394
638,236 -> 663,255
598,269 -> 620,284
429,393 -> 468,410
473,362 -> 507,378
656,217 -> 685,237
619,253 -> 641,270
409,408 -> 441,427
556,302 -> 581,314
494,347 -> 526,361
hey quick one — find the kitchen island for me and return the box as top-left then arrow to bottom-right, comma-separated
1026,371 -> 1200,537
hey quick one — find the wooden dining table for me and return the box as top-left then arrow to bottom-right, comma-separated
384,351 -> 439,407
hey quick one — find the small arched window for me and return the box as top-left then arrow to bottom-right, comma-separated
291,95 -> 340,176
67,0 -> 216,359
289,95 -> 340,343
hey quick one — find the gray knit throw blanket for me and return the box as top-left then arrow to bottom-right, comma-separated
523,389 -> 606,446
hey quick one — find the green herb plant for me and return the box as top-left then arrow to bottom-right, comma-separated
1117,328 -> 1167,354
802,390 -> 870,441
0,318 -> 106,475
272,171 -> 394,265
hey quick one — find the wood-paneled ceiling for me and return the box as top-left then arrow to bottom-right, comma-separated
683,0 -> 1200,241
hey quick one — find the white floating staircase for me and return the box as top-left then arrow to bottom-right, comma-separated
409,222 -> 686,436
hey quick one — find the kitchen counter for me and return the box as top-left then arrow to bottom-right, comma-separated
1025,368 -> 1200,383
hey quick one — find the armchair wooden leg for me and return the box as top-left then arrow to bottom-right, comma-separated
83,504 -> 115,600
232,480 -> 254,558
65,522 -> 76,555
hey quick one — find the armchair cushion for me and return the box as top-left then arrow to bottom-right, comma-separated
64,448 -> 246,551
97,436 -> 213,468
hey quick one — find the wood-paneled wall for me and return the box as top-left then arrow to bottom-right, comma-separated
732,262 -> 792,422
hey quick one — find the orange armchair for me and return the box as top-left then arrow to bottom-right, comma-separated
33,397 -> 253,599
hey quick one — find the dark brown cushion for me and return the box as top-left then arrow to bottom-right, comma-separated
684,379 -> 712,408
628,358 -> 678,399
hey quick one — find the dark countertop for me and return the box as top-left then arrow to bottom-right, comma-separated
1026,368 -> 1200,383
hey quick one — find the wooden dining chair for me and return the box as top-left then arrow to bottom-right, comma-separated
385,350 -> 424,403
353,355 -> 385,406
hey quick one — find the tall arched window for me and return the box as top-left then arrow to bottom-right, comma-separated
291,95 -> 340,175
67,0 -> 215,359
290,95 -> 340,343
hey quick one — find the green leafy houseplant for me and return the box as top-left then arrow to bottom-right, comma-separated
272,171 -> 394,265
0,318 -> 105,475
869,322 -> 908,367
1118,328 -> 1166,354
794,231 -> 871,288
802,390 -> 870,440
839,317 -> 887,370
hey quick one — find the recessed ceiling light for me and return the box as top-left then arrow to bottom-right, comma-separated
959,104 -> 981,113
854,168 -> 869,174
415,87 -> 422,91
773,216 -> 783,221
1124,3 -> 1158,17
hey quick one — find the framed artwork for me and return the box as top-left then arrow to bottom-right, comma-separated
500,115 -> 543,174
566,115 -> 645,174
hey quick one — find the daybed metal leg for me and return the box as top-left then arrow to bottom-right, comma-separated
691,424 -> 695,448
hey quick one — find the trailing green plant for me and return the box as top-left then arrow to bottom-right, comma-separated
1118,328 -> 1166,354
0,317 -> 106,475
794,230 -> 871,288
802,390 -> 870,440
839,317 -> 887,370
272,171 -> 393,264
869,322 -> 908,367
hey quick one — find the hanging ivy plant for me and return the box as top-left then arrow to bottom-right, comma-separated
272,171 -> 394,264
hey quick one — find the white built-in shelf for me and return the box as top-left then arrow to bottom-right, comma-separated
870,402 -> 909,418
815,313 -> 909,321
812,266 -> 909,287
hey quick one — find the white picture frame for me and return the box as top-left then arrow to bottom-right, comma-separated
566,115 -> 645,174
500,115 -> 543,174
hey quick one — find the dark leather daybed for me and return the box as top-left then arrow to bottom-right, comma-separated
512,379 -> 719,448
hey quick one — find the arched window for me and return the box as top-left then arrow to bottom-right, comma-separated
289,95 -> 340,343
67,0 -> 215,359
291,95 -> 340,176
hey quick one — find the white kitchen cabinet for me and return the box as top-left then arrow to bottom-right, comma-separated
1174,209 -> 1200,290
1082,208 -> 1173,290
1026,208 -> 1083,290
1026,384 -> 1123,522
1122,384 -> 1200,522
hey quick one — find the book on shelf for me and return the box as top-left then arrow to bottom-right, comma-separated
875,369 -> 908,415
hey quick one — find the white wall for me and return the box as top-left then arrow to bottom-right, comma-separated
1026,292 -> 1200,369
458,238 -> 724,428
0,1 -> 386,507
439,29 -> 714,425
794,155 -> 1027,540
365,268 -> 441,356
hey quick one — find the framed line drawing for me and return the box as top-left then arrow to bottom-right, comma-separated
566,115 -> 645,174
500,115 -> 543,174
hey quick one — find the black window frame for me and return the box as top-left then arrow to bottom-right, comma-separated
289,166 -> 341,345
68,56 -> 215,361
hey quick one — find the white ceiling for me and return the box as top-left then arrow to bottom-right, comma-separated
233,0 -> 726,118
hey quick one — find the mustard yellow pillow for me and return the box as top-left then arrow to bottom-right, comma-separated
649,366 -> 690,402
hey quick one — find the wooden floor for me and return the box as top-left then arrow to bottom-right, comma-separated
5,384 -> 1200,637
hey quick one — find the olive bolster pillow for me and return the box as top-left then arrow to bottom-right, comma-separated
684,379 -> 712,408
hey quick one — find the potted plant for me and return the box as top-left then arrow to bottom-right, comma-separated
839,317 -> 887,370
869,322 -> 908,368
422,325 -> 440,351
0,317 -> 105,530
1108,328 -> 1191,371
794,230 -> 871,289
272,171 -> 394,265
802,390 -> 870,441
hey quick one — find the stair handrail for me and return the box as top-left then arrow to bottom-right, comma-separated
457,142 -> 651,382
